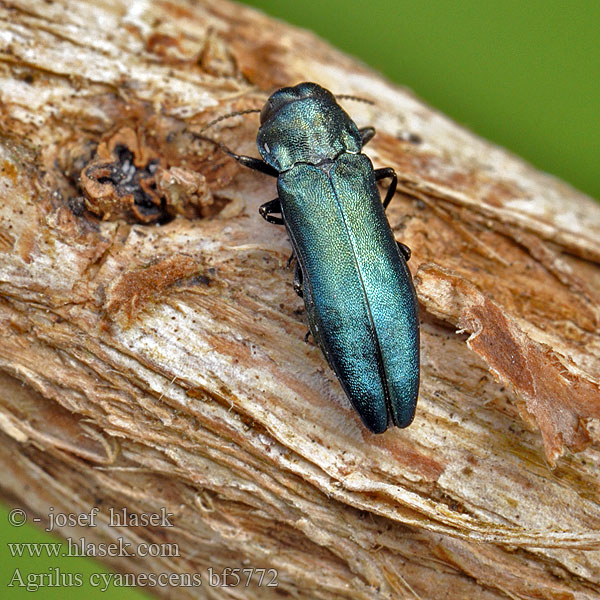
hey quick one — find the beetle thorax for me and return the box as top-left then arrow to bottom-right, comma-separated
257,96 -> 362,172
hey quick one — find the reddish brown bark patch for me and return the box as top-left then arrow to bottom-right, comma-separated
417,264 -> 600,465
105,254 -> 206,325
1,159 -> 18,184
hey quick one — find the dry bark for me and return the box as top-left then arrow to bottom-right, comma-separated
1,0 -> 600,598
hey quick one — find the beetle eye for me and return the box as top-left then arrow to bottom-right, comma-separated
260,93 -> 290,124
260,101 -> 273,125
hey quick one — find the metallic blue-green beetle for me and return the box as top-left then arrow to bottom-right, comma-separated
219,82 -> 419,433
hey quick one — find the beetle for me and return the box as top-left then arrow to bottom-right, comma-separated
203,82 -> 419,433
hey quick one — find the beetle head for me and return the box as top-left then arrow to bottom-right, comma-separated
259,83 -> 335,126
257,82 -> 362,172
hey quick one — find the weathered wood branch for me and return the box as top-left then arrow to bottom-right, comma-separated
1,0 -> 600,598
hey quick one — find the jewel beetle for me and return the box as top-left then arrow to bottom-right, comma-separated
203,82 -> 419,433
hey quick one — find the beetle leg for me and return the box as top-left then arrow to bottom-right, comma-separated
374,167 -> 398,209
293,261 -> 304,297
359,127 -> 376,147
396,241 -> 411,262
232,154 -> 279,177
259,198 -> 285,225
195,134 -> 279,177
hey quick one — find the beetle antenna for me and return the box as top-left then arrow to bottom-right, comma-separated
198,109 -> 261,133
336,94 -> 375,105
193,132 -> 240,160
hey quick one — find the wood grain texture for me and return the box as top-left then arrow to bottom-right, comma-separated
1,1 -> 600,598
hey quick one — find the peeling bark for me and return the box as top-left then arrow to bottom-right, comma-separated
1,1 -> 600,598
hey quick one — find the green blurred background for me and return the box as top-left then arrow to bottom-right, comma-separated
1,1 -> 598,598
243,0 -> 599,200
